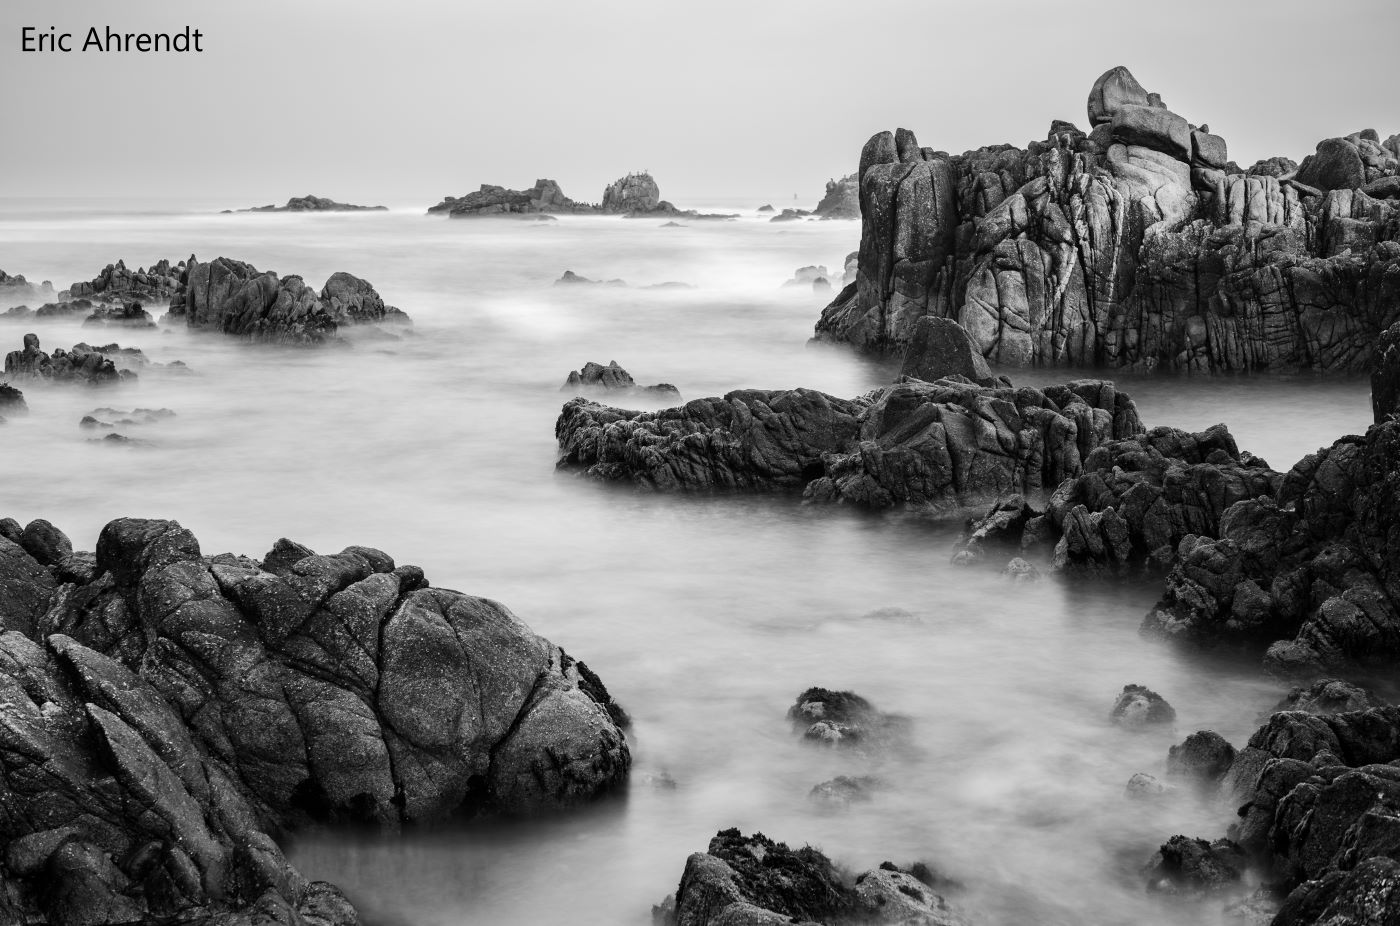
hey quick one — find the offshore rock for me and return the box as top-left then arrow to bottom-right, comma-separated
3,334 -> 128,386
814,67 -> 1400,375
1110,684 -> 1176,728
68,258 -> 185,305
1143,417 -> 1400,673
814,173 -> 860,219
560,361 -> 680,400
0,515 -> 632,924
788,688 -> 908,751
431,179 -> 580,216
556,378 -> 1143,515
82,301 -> 157,329
0,382 -> 25,416
0,269 -> 55,308
235,194 -> 388,212
601,172 -> 663,213
658,829 -> 964,926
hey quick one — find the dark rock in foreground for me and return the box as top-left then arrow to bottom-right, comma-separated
556,378 -> 1143,515
656,829 -> 963,926
814,66 -> 1400,375
561,361 -> 680,400
234,194 -> 388,212
900,316 -> 1005,387
1143,416 -> 1400,674
0,516 -> 632,924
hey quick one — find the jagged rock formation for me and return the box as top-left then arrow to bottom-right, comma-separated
165,257 -> 410,343
429,179 -> 580,217
69,258 -> 185,305
560,361 -> 680,399
3,334 -> 129,386
0,516 -> 631,923
556,378 -> 1143,515
1149,705 -> 1400,926
234,195 -> 387,213
813,173 -> 859,219
814,66 -> 1400,374
655,829 -> 963,926
1144,416 -> 1400,675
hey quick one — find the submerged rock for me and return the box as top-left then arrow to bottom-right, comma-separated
556,378 -> 1143,516
788,687 -> 906,750
1110,684 -> 1176,728
808,775 -> 882,810
813,67 -> 1400,376
0,516 -> 632,923
560,361 -> 680,400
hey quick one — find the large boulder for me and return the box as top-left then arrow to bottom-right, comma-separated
1086,65 -> 1151,126
600,172 -> 662,213
898,316 -> 1001,386
0,515 -> 633,923
556,378 -> 1143,514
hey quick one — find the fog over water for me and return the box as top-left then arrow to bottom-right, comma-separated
0,204 -> 1377,925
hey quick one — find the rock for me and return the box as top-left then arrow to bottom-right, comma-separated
1000,557 -> 1041,582
1110,684 -> 1176,728
1126,772 -> 1176,800
659,829 -> 963,926
1166,731 -> 1237,784
601,172 -> 662,213
3,335 -> 126,386
68,258 -> 183,305
81,301 -> 156,329
1373,317 -> 1400,421
1272,857 -> 1400,926
18,519 -> 72,567
1275,680 -> 1379,716
783,265 -> 831,289
556,378 -> 1144,515
0,269 -> 55,308
951,495 -> 1038,565
788,688 -> 906,750
770,208 -> 812,222
432,179 -> 581,216
813,69 -> 1400,376
899,316 -> 1000,386
238,195 -> 387,212
554,270 -> 628,287
813,174 -> 859,219
1143,418 -> 1400,671
808,775 -> 881,810
80,407 -> 176,430
0,382 -> 25,416
1143,836 -> 1245,896
168,256 -> 410,342
560,361 -> 680,400
757,204 -> 775,213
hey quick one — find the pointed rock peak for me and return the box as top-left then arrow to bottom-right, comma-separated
895,127 -> 921,163
1087,66 -> 1149,126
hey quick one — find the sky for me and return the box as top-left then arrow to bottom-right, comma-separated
3,0 -> 1399,208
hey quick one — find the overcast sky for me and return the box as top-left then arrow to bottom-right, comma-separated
3,0 -> 1398,207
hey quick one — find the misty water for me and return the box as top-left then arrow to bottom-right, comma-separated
0,202 -> 1377,926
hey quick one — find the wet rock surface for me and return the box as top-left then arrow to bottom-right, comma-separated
556,377 -> 1143,515
0,516 -> 632,924
813,67 -> 1400,375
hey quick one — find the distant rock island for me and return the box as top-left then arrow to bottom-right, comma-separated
813,173 -> 858,218
815,65 -> 1400,374
428,172 -> 735,219
227,194 -> 387,213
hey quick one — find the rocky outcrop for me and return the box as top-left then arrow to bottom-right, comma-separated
557,378 -> 1143,515
235,195 -> 387,212
813,66 -> 1400,374
69,258 -> 185,305
166,256 -> 410,342
1143,416 -> 1400,674
0,515 -> 632,923
1149,705 -> 1400,926
899,316 -> 1005,387
656,829 -> 963,926
429,179 -> 581,217
813,173 -> 859,219
783,265 -> 834,291
601,172 -> 663,213
0,382 -> 25,417
82,301 -> 157,329
3,334 -> 128,386
1372,317 -> 1400,422
560,361 -> 680,400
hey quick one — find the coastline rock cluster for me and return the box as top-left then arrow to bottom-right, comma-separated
69,258 -> 185,306
0,270 -> 56,308
0,516 -> 632,923
3,334 -> 129,386
429,172 -> 733,220
557,376 -> 1143,514
814,66 -> 1400,374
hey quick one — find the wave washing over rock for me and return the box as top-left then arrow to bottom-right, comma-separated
814,65 -> 1400,373
0,516 -> 630,924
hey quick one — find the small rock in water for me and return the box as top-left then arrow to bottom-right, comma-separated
1143,835 -> 1245,897
1110,684 -> 1176,728
782,265 -> 829,289
560,360 -> 680,400
1125,772 -> 1176,801
787,687 -> 907,750
1001,557 -> 1041,582
808,775 -> 881,810
1166,731 -> 1236,785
